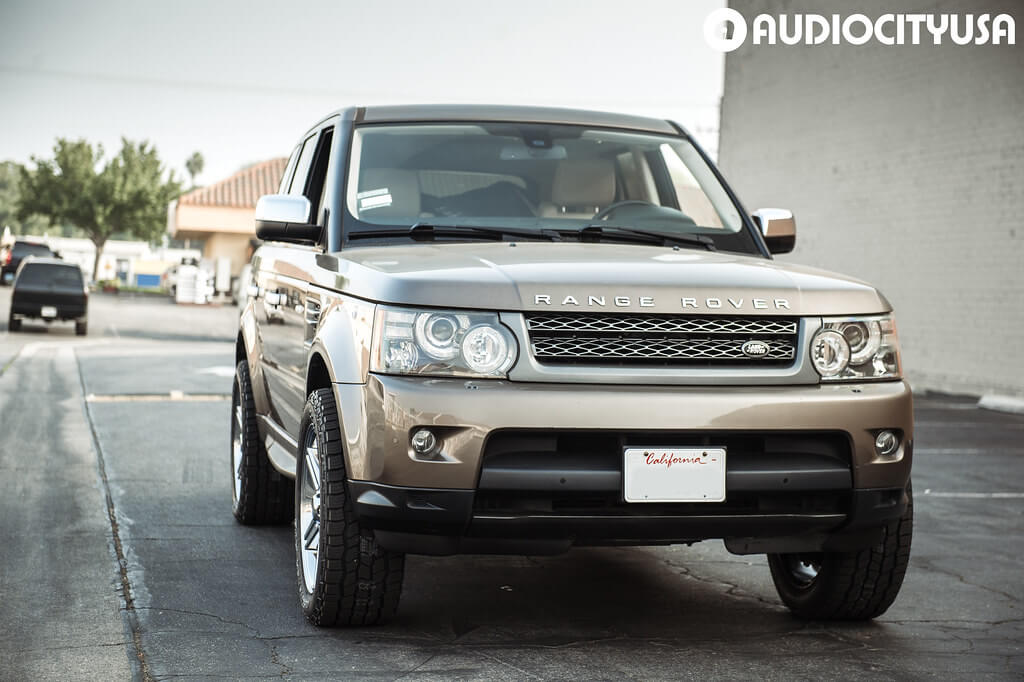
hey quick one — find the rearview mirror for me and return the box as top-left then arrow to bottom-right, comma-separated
255,194 -> 321,243
752,208 -> 796,254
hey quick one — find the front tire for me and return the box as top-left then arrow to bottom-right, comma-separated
295,388 -> 405,626
230,360 -> 292,524
768,483 -> 913,620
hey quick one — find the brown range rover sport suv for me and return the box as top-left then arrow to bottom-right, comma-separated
231,105 -> 913,626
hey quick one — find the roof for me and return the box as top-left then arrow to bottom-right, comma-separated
9,239 -> 53,249
19,257 -> 74,268
178,157 -> 288,208
327,104 -> 680,135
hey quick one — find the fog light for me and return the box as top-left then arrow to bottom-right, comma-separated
874,430 -> 900,457
411,428 -> 439,457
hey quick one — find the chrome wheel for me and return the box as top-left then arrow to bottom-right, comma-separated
299,426 -> 322,594
231,391 -> 243,502
784,554 -> 822,588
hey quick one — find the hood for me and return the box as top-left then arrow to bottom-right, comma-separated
305,242 -> 890,316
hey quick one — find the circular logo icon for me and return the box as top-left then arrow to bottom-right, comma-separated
741,340 -> 771,358
703,8 -> 747,53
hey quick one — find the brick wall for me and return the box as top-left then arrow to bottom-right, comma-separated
718,0 -> 1024,397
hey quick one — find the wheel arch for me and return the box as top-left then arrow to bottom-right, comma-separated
305,295 -> 376,483
306,351 -> 333,397
237,306 -> 271,416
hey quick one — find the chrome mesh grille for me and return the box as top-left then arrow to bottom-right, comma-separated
525,314 -> 798,366
526,315 -> 797,336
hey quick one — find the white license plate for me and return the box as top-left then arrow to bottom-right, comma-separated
623,447 -> 726,503
40,306 -> 58,318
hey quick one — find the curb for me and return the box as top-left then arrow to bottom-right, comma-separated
978,394 -> 1024,415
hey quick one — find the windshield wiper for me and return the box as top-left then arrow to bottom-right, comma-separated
348,223 -> 561,242
562,225 -> 716,251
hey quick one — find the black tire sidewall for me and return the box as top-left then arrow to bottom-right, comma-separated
294,390 -> 341,620
295,406 -> 320,615
768,483 -> 914,620
230,364 -> 248,515
231,360 -> 262,519
767,552 -> 837,612
230,360 -> 293,525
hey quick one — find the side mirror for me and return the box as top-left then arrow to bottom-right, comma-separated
752,208 -> 796,254
255,194 -> 321,243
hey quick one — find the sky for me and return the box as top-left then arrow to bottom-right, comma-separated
0,0 -> 725,185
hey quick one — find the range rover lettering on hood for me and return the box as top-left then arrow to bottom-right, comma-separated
533,294 -> 791,311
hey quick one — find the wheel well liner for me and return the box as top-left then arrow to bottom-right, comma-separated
307,353 -> 332,397
235,333 -> 246,366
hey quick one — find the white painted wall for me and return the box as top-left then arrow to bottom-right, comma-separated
718,0 -> 1024,398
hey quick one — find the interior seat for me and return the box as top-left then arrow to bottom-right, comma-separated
538,159 -> 616,219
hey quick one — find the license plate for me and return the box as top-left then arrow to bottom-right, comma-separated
40,306 -> 58,318
623,447 -> 726,503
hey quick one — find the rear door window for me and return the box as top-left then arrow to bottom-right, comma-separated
17,264 -> 83,288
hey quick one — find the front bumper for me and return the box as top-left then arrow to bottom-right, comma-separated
336,376 -> 912,553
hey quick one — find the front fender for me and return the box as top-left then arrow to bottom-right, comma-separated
307,291 -> 376,385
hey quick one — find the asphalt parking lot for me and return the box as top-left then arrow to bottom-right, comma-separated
1,287 -> 1022,680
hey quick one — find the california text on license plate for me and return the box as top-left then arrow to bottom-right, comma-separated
623,447 -> 726,503
40,306 -> 57,318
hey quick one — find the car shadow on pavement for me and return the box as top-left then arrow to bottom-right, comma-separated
6,322 -> 78,336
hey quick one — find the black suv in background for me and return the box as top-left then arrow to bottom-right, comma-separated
8,259 -> 88,335
1,240 -> 59,285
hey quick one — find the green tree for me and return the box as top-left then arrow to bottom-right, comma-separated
17,138 -> 181,281
185,151 -> 204,188
0,161 -> 50,236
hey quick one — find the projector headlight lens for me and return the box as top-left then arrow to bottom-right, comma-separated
811,315 -> 901,382
372,306 -> 517,378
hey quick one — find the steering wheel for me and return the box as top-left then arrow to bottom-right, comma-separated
591,199 -> 657,222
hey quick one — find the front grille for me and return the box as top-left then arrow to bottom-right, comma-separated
525,314 -> 798,366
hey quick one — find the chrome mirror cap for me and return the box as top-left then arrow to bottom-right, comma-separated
254,194 -> 320,244
255,194 -> 311,225
752,208 -> 796,255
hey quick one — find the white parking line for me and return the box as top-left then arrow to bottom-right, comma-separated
922,490 -> 1024,498
85,393 -> 230,403
196,366 -> 236,377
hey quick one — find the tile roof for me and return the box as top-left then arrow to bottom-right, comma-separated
178,157 -> 289,208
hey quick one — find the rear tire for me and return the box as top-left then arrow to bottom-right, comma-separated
230,360 -> 292,524
295,388 -> 405,626
75,320 -> 87,336
768,483 -> 913,620
8,312 -> 20,332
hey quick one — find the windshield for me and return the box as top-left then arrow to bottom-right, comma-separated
344,123 -> 759,254
14,242 -> 54,257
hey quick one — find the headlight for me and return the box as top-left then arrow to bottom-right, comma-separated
811,315 -> 901,381
371,305 -> 518,378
